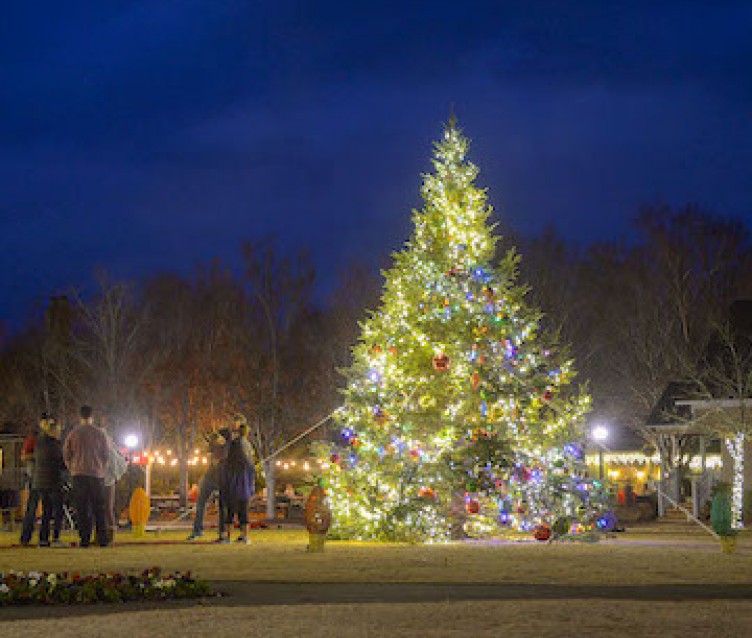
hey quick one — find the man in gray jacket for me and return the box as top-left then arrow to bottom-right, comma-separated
63,406 -> 110,547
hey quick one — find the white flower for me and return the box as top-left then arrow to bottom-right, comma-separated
47,574 -> 57,587
163,579 -> 176,588
28,571 -> 41,581
153,580 -> 164,589
0,584 -> 9,594
29,579 -> 38,588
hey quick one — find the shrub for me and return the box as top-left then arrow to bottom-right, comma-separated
711,491 -> 737,537
0,568 -> 212,606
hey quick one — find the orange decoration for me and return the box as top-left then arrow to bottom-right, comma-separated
374,410 -> 389,426
305,485 -> 332,552
129,487 -> 151,536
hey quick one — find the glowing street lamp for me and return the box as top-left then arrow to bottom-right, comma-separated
123,432 -> 144,497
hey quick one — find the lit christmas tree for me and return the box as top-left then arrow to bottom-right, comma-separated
321,121 -> 592,542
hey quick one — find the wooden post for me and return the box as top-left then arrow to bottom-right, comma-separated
690,477 -> 699,518
145,462 -> 152,497
264,460 -> 276,521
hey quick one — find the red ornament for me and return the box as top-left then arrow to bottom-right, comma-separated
518,466 -> 532,481
433,353 -> 450,370
409,448 -> 420,461
389,346 -> 398,355
543,390 -> 553,401
330,453 -> 340,464
371,344 -> 382,354
466,499 -> 480,514
533,524 -> 552,542
471,372 -> 480,389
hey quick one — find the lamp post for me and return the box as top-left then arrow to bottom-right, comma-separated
591,425 -> 609,481
123,433 -> 140,502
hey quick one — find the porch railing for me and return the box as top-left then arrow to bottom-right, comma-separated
657,487 -> 718,540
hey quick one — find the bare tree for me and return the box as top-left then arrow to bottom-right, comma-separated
235,237 -> 318,519
679,307 -> 752,527
141,264 -> 242,507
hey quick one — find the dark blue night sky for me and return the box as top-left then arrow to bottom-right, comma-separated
2,1 -> 751,325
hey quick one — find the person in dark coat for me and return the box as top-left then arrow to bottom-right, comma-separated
188,429 -> 227,540
18,417 -> 42,546
218,423 -> 255,545
20,416 -> 66,547
214,426 -> 232,543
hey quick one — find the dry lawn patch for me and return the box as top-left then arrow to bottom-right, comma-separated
1,529 -> 751,586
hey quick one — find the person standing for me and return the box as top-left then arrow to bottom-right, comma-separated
187,430 -> 226,541
20,414 -> 63,547
98,418 -> 127,543
19,416 -> 42,546
214,427 -> 232,543
25,418 -> 66,547
63,406 -> 110,548
218,423 -> 255,545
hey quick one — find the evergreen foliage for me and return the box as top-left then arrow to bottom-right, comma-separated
320,123 -> 591,541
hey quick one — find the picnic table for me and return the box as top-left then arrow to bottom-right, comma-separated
249,494 -> 305,519
150,494 -> 182,511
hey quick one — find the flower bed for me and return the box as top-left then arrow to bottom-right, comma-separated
0,568 -> 212,605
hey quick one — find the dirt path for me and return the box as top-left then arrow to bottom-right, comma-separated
2,580 -> 752,621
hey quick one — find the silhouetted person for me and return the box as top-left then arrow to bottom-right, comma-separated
21,414 -> 65,547
188,430 -> 226,540
18,418 -> 40,546
97,415 -> 127,543
63,406 -> 109,547
219,422 -> 255,545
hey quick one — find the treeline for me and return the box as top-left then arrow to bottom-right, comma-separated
1,204 -> 751,461
0,238 -> 380,502
515,204 -> 752,442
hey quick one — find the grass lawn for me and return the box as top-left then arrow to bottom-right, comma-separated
1,528 -> 752,586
